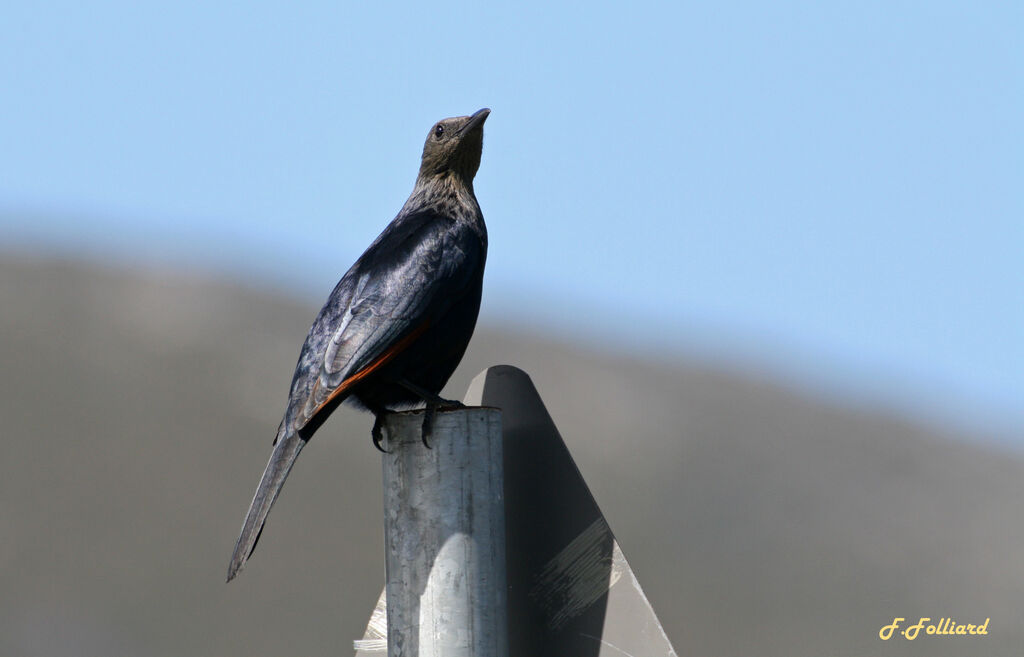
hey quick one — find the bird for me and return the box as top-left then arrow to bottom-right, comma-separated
226,108 -> 491,582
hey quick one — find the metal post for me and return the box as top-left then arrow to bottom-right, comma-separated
381,407 -> 507,657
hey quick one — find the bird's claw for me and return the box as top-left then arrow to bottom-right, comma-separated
420,400 -> 468,448
371,414 -> 389,453
421,405 -> 434,448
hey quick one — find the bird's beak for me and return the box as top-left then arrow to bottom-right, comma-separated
459,108 -> 490,135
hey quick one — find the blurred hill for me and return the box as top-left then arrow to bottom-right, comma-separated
1,254 -> 1021,657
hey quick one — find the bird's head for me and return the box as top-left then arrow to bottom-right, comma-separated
418,108 -> 490,184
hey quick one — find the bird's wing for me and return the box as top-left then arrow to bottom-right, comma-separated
295,215 -> 478,428
227,213 -> 480,582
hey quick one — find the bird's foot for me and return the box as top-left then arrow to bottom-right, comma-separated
371,413 -> 389,453
393,378 -> 466,448
419,399 -> 466,448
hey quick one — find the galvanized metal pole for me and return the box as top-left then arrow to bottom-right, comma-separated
381,407 -> 507,657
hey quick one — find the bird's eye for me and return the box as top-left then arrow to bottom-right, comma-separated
434,124 -> 445,139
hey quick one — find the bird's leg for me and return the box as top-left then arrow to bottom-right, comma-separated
396,378 -> 466,448
396,378 -> 465,407
370,410 -> 389,454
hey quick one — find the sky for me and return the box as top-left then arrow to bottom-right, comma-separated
1,2 -> 1021,438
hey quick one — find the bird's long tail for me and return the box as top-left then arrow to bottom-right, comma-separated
226,429 -> 307,582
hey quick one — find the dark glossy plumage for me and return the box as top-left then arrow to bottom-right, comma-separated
227,109 -> 490,581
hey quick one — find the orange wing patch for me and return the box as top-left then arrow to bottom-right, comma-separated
305,320 -> 431,422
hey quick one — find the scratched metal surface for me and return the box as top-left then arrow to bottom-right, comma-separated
380,408 -> 507,657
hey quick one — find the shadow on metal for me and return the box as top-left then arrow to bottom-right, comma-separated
467,365 -> 611,656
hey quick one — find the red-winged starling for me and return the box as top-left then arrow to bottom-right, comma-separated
227,108 -> 490,582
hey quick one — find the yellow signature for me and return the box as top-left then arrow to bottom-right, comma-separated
879,617 -> 989,640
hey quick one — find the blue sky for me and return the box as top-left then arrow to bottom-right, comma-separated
1,2 -> 1021,437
